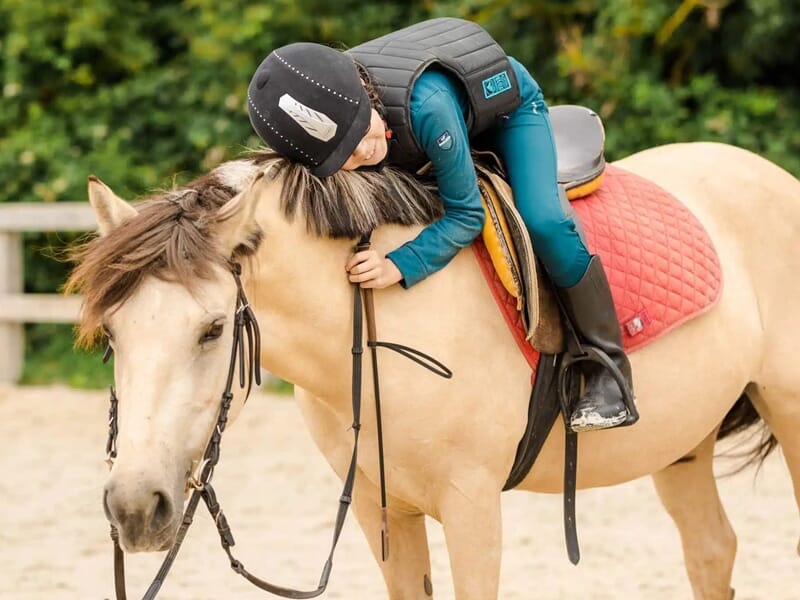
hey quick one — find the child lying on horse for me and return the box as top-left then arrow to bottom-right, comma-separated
246,18 -> 634,432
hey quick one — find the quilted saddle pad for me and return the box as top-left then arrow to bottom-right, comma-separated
475,163 -> 723,362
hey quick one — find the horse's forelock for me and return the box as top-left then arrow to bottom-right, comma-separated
66,172 -> 257,347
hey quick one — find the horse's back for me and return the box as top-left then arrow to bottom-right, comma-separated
615,141 -> 798,289
615,142 -> 799,221
614,141 -> 800,410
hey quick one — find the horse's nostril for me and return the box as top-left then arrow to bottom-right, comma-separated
149,490 -> 173,533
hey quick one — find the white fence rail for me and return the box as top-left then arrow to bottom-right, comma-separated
0,203 -> 96,383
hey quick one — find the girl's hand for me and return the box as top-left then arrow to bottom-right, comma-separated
345,249 -> 403,289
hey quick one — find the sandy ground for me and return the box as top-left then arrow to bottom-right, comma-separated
0,384 -> 797,600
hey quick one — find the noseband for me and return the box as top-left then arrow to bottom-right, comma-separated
105,243 -> 451,599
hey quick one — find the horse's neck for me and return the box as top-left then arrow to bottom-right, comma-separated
247,198 -> 357,401
244,180 -> 523,416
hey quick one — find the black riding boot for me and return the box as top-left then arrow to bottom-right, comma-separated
558,255 -> 635,432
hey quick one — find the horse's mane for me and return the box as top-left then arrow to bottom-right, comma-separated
66,150 -> 443,346
251,150 -> 443,239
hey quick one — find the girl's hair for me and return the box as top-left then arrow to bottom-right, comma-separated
353,60 -> 387,119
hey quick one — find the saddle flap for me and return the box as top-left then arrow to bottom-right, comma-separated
476,164 -> 539,338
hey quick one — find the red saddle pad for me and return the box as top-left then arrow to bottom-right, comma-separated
474,163 -> 722,367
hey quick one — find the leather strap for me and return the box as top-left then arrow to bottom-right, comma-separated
358,238 -> 390,561
356,235 -> 452,561
503,353 -> 560,490
563,429 -> 580,564
208,238 -> 451,595
202,260 -> 369,598
501,351 -> 580,564
554,353 -> 581,565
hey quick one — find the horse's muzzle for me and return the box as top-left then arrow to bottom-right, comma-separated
103,481 -> 178,552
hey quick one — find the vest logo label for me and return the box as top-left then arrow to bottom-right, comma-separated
436,130 -> 453,151
482,71 -> 512,99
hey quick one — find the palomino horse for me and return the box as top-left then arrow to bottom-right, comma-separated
68,142 -> 800,599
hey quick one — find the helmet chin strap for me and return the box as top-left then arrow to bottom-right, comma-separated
373,101 -> 392,140
378,118 -> 393,168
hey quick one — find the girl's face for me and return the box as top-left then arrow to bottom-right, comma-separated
340,108 -> 389,171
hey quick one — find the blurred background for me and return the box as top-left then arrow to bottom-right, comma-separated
1,0 -> 799,388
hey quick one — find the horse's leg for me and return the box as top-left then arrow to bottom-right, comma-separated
293,388 -> 434,598
651,429 -> 736,600
747,384 -> 800,557
439,481 -> 502,599
352,470 -> 434,599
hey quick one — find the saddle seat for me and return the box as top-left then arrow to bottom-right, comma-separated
552,105 -> 606,200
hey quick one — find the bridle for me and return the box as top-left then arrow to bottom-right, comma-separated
105,237 -> 451,599
106,260 -> 262,599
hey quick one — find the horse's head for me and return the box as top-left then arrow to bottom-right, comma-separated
69,172 -> 262,552
69,152 -> 443,553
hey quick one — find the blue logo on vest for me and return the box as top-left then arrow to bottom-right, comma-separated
482,71 -> 512,100
436,130 -> 453,151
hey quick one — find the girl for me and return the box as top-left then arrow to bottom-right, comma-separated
246,18 -> 633,431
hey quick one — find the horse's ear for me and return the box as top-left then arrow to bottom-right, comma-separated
216,172 -> 265,258
88,176 -> 138,236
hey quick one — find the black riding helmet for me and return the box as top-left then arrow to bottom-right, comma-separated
247,43 -> 372,178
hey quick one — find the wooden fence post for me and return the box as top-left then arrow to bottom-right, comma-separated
0,203 -> 95,385
0,231 -> 23,383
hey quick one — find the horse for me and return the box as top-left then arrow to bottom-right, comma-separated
67,141 -> 800,600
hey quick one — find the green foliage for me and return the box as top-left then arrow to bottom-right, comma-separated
2,0 -> 798,386
458,0 -> 800,172
20,323 -> 113,388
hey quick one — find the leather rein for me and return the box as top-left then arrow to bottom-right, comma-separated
105,237 -> 451,599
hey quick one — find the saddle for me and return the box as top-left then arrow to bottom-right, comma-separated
477,104 -> 722,358
477,105 -> 723,563
476,104 -> 604,354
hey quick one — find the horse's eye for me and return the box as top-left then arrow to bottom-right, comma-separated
201,323 -> 224,343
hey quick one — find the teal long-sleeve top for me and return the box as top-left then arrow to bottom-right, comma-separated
385,58 -> 591,290
385,67 -> 488,288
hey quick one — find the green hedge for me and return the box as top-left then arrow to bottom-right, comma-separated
2,0 -> 797,386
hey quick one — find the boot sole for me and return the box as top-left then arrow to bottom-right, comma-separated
569,411 -> 628,432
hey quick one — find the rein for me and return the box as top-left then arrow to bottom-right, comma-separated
105,239 -> 451,599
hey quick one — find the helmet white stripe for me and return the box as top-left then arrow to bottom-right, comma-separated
278,93 -> 338,142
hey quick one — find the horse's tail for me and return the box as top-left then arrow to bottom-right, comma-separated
714,390 -> 779,475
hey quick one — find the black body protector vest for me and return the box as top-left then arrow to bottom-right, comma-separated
347,18 -> 521,171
